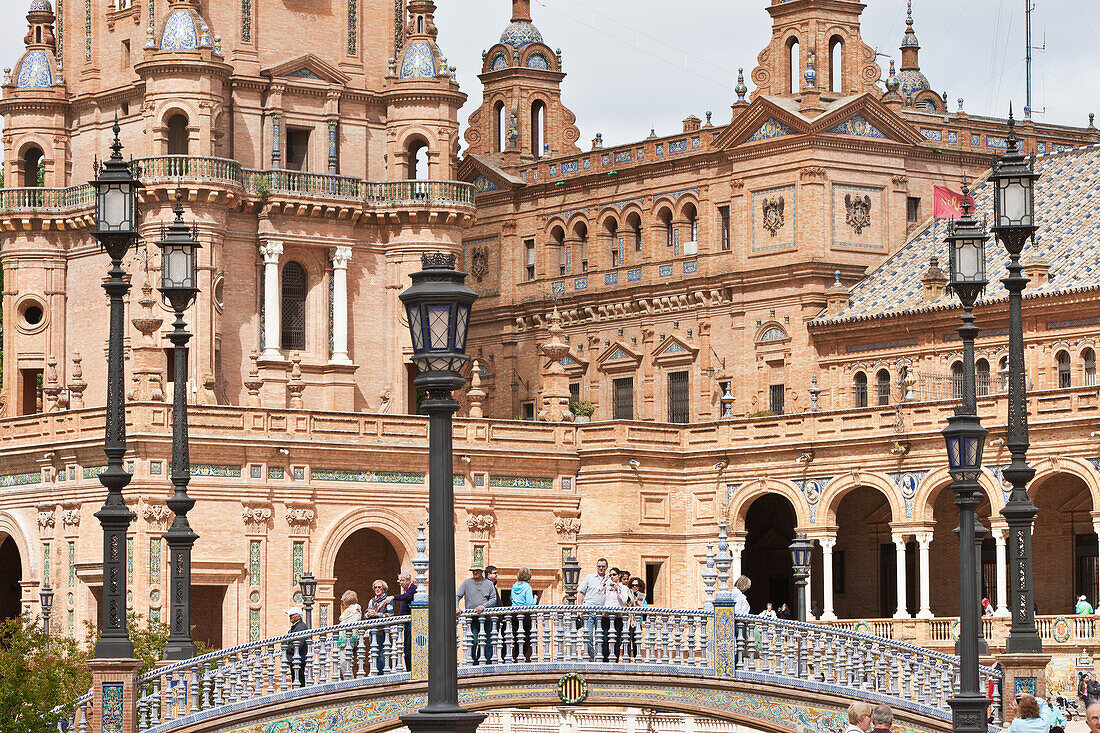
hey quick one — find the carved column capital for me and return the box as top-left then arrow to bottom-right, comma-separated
259,240 -> 283,264
330,246 -> 352,270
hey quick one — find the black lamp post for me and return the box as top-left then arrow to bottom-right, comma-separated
789,535 -> 812,622
562,554 -> 581,605
91,119 -> 141,660
40,585 -> 54,638
299,572 -> 318,628
398,252 -> 483,733
158,191 -> 201,661
943,189 -> 990,733
992,110 -> 1043,655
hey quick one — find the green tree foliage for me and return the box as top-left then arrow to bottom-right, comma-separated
84,613 -> 212,675
0,615 -> 92,733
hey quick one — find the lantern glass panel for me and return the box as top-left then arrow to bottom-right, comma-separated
946,435 -> 962,470
964,436 -> 983,469
956,240 -> 982,281
407,304 -> 425,353
162,244 -> 193,290
454,304 -> 470,353
99,183 -> 132,231
998,178 -> 1031,227
427,305 -> 451,351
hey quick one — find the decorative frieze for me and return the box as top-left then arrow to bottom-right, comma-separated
142,502 -> 171,533
242,503 -> 273,533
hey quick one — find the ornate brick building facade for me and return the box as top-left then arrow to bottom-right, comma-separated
0,0 -> 1098,662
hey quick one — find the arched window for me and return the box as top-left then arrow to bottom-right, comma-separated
280,261 -> 307,351
1057,351 -> 1071,388
605,218 -> 620,267
531,100 -> 546,158
658,208 -> 673,248
876,369 -> 890,406
494,101 -> 506,153
829,35 -> 843,93
22,146 -> 44,188
1084,348 -> 1097,387
551,225 -> 566,275
976,358 -> 990,397
951,362 -> 964,399
627,212 -> 642,252
684,203 -> 698,242
407,139 -> 429,180
417,15 -> 424,33
574,222 -> 589,272
854,372 -> 868,408
167,114 -> 189,155
787,37 -> 800,95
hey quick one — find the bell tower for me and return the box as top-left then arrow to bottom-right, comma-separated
464,0 -> 580,164
749,0 -> 880,102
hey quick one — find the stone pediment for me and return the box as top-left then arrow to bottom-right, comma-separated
712,99 -> 809,149
811,95 -> 925,145
651,335 -> 698,365
457,154 -> 525,194
596,342 -> 642,373
262,54 -> 349,85
559,351 -> 589,375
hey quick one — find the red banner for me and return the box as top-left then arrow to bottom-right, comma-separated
933,185 -> 975,219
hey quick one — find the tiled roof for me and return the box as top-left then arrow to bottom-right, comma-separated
813,143 -> 1100,325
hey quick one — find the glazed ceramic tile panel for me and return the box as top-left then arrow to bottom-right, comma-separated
160,10 -> 198,50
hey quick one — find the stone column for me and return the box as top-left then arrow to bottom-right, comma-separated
916,532 -> 934,619
893,533 -> 910,619
329,247 -> 352,365
820,536 -> 837,621
260,241 -> 283,360
995,527 -> 1011,617
730,538 -> 745,580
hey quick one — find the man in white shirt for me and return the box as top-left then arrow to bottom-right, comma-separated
576,558 -> 608,661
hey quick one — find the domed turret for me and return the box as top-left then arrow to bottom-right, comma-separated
898,0 -> 936,108
396,0 -> 449,80
11,0 -> 59,89
499,0 -> 544,49
157,0 -> 215,53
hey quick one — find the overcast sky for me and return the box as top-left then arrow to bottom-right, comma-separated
1,0 -> 1097,148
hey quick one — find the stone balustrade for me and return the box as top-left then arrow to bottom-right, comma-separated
823,613 -> 1100,652
63,607 -> 1001,733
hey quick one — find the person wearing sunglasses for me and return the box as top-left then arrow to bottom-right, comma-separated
626,578 -> 647,660
600,568 -> 631,662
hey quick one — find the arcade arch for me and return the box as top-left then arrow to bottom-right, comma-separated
0,535 -> 22,620
741,493 -> 798,612
333,529 -> 403,609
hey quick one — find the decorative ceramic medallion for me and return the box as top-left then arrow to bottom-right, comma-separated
844,193 -> 872,234
558,672 -> 588,704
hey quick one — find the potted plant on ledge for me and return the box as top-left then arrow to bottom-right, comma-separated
570,400 -> 595,423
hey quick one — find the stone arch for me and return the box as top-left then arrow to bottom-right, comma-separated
316,506 -> 418,582
818,471 -> 905,527
912,465 -> 1005,523
596,208 -> 620,233
1030,456 -> 1100,509
727,477 -> 810,529
674,195 -> 701,220
0,512 -> 33,619
651,197 -> 677,217
564,212 -> 590,235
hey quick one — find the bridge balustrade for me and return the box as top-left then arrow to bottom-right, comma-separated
63,607 -> 1002,733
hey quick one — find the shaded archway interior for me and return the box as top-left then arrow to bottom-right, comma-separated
1031,472 -> 1095,614
743,493 -> 796,611
830,485 -> 900,619
929,483 -> 993,617
333,528 -> 403,608
0,535 -> 21,620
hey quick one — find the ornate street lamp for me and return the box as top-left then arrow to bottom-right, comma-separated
158,191 -> 201,661
991,109 -> 1042,654
40,585 -> 54,639
789,535 -> 812,622
562,554 -> 581,605
91,118 -> 141,660
943,189 -> 990,733
299,572 -> 318,628
398,252 -> 483,733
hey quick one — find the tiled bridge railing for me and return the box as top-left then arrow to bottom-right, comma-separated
0,155 -> 476,213
65,607 -> 1003,733
823,614 -> 1098,650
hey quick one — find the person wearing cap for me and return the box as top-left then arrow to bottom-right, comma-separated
1077,596 -> 1094,615
456,560 -> 499,664
285,607 -> 308,687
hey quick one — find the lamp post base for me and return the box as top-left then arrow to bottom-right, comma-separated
948,691 -> 990,733
400,710 -> 486,733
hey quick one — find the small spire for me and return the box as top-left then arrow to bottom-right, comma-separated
960,180 -> 972,217
1006,103 -> 1019,152
173,185 -> 185,220
735,68 -> 748,103
110,115 -> 123,159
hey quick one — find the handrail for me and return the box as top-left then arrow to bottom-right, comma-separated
135,155 -> 245,186
0,185 -> 94,211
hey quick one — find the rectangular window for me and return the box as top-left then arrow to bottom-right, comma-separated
524,238 -> 535,281
611,248 -> 619,267
719,205 -> 730,251
286,127 -> 311,171
667,370 -> 690,423
907,197 -> 921,223
522,401 -> 535,420
121,39 -> 130,69
19,368 -> 43,416
644,562 -> 662,606
568,381 -> 580,405
769,384 -> 785,415
613,377 -> 634,420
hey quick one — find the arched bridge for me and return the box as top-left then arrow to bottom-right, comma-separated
70,607 -> 1002,733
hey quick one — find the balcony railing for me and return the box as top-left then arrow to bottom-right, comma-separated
246,169 -> 364,200
136,155 -> 245,186
0,185 -> 94,211
364,179 -> 475,205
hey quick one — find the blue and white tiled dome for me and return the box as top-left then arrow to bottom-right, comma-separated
160,9 -> 198,50
15,50 -> 53,88
399,41 -> 437,79
28,0 -> 53,12
499,21 -> 543,49
897,69 -> 931,96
